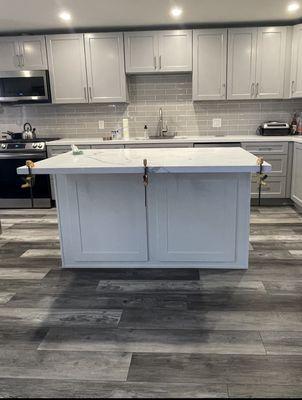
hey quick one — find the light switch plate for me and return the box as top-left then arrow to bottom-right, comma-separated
212,118 -> 222,128
98,120 -> 105,130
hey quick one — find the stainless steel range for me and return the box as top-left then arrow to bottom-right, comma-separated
0,138 -> 57,208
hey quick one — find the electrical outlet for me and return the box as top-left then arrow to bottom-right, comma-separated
98,120 -> 105,130
212,118 -> 222,128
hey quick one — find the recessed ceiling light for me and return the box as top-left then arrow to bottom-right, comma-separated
287,2 -> 300,12
170,6 -> 183,18
59,11 -> 72,21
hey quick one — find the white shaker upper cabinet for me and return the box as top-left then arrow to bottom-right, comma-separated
290,24 -> 302,98
46,34 -> 88,104
227,28 -> 257,100
157,30 -> 192,72
193,29 -> 227,101
255,27 -> 287,99
0,37 -> 20,71
18,36 -> 47,70
84,32 -> 127,103
124,31 -> 158,73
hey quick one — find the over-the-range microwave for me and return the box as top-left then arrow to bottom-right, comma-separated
0,70 -> 51,103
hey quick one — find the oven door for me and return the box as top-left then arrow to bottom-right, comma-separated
0,70 -> 50,103
0,153 -> 51,208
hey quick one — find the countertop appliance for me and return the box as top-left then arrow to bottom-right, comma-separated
0,137 -> 58,208
0,70 -> 51,103
257,121 -> 291,136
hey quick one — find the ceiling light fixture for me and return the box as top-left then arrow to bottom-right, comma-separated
170,6 -> 183,18
287,2 -> 300,12
59,11 -> 72,21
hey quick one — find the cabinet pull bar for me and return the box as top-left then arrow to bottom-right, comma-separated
291,80 -> 295,96
251,83 -> 255,97
16,55 -> 21,67
256,82 -> 259,97
159,55 -> 162,69
153,56 -> 157,70
84,87 -> 87,100
89,87 -> 92,102
21,54 -> 24,67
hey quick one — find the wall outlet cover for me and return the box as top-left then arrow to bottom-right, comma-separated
212,118 -> 222,128
98,120 -> 105,130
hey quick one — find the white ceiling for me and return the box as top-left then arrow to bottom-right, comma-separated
0,0 -> 301,34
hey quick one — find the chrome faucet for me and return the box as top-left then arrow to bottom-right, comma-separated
158,108 -> 168,137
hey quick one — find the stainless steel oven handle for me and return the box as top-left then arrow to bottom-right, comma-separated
0,153 -> 46,159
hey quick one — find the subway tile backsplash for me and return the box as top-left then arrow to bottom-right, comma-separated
1,74 -> 302,138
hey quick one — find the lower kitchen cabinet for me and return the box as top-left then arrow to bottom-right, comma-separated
291,142 -> 302,207
251,176 -> 286,198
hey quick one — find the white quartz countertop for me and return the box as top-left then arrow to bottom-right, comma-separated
18,147 -> 271,175
46,135 -> 302,146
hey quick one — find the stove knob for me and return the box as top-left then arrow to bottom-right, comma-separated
32,143 -> 37,148
38,143 -> 43,149
1,144 -> 6,149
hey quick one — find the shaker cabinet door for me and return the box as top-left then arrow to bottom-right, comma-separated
227,28 -> 257,100
291,143 -> 302,207
0,37 -> 20,71
124,31 -> 158,73
158,30 -> 192,72
255,27 -> 287,99
193,29 -> 227,100
84,32 -> 127,102
46,34 -> 88,104
290,24 -> 302,98
18,36 -> 48,70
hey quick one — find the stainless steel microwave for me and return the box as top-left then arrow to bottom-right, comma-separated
0,70 -> 51,103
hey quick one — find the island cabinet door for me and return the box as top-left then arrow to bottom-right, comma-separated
57,174 -> 148,263
147,174 -> 245,263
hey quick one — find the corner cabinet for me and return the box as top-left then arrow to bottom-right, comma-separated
46,33 -> 127,104
0,35 -> 47,71
291,142 -> 302,207
84,33 -> 127,102
290,24 -> 302,98
193,29 -> 227,101
124,30 -> 192,73
46,34 -> 88,104
227,27 -> 288,100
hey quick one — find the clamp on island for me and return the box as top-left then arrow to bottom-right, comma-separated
17,147 -> 271,269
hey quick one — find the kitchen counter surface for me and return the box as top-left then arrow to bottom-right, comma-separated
18,147 -> 271,175
46,135 -> 302,146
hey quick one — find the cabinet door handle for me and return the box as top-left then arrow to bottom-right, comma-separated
21,54 -> 24,67
153,56 -> 157,70
84,87 -> 87,101
15,55 -> 21,67
251,83 -> 255,97
89,87 -> 92,102
159,55 -> 162,69
291,80 -> 295,96
256,82 -> 259,97
222,83 -> 226,97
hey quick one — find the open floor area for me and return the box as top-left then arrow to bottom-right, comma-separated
0,206 -> 301,398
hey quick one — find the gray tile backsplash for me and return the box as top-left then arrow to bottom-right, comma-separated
1,74 -> 302,138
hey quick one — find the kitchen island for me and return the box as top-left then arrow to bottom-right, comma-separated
18,147 -> 270,269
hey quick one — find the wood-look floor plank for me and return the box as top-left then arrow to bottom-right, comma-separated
0,327 -> 48,350
38,328 -> 265,355
0,268 -> 51,280
260,331 -> 302,355
0,292 -> 15,304
228,384 -> 302,398
0,378 -> 228,398
20,249 -> 61,259
127,353 -> 302,385
0,350 -> 131,382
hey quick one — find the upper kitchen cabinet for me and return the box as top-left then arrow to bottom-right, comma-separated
193,29 -> 227,101
227,28 -> 257,100
228,27 -> 287,100
255,27 -> 287,99
290,24 -> 302,98
0,35 -> 47,71
124,30 -> 192,73
46,34 -> 88,104
84,32 -> 127,102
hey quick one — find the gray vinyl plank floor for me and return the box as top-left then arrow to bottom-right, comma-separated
0,205 -> 302,398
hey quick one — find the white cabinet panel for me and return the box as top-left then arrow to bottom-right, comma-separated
46,34 -> 88,104
0,37 -> 20,71
227,28 -> 257,100
124,31 -> 158,73
291,142 -> 302,207
252,176 -> 286,198
255,27 -> 287,99
18,36 -> 47,70
85,32 -> 127,103
158,30 -> 192,72
290,24 -> 302,98
193,29 -> 227,100
59,174 -> 148,263
148,173 -> 239,262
